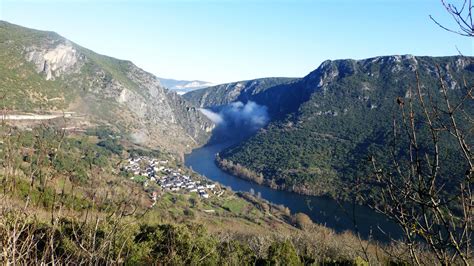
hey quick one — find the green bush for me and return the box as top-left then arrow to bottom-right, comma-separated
97,139 -> 123,155
133,223 -> 219,265
266,240 -> 301,265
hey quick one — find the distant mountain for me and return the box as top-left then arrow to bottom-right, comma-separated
0,21 -> 213,154
158,78 -> 214,95
201,55 -> 474,197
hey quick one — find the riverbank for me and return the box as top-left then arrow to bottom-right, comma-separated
185,142 -> 402,241
215,154 -> 340,198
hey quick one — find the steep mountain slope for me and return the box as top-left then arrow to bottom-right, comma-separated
0,21 -> 213,154
184,77 -> 301,118
158,78 -> 214,95
217,55 -> 474,197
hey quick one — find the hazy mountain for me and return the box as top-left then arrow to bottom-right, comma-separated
0,21 -> 214,154
202,55 -> 473,197
158,78 -> 214,95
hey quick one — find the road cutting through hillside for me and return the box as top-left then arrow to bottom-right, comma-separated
1,112 -> 75,120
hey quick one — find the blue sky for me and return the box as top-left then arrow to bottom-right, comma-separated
0,0 -> 472,83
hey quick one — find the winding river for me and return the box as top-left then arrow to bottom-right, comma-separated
185,142 -> 401,241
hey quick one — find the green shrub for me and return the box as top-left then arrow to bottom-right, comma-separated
97,139 -> 123,155
266,240 -> 301,265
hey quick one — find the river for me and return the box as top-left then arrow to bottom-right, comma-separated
185,142 -> 401,242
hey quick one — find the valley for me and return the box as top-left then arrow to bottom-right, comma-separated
0,0 -> 472,262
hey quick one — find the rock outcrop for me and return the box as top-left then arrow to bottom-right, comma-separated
26,42 -> 81,80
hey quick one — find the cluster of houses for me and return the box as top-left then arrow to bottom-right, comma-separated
122,156 -> 219,200
123,157 -> 168,178
158,171 -> 217,199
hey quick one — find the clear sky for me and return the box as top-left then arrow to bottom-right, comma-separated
0,0 -> 472,84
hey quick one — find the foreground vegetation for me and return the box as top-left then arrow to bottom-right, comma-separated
0,121 -> 445,264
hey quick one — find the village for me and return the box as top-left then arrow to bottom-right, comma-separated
122,156 -> 222,205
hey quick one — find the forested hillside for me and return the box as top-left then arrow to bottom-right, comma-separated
217,56 -> 474,197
